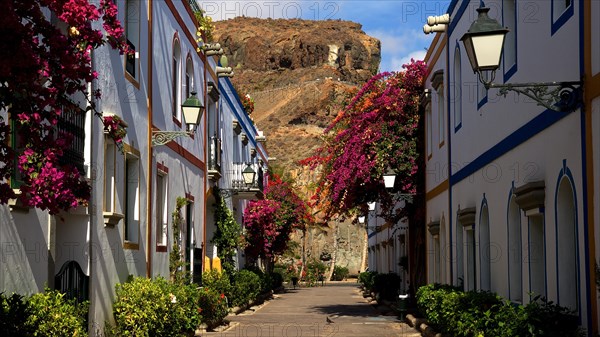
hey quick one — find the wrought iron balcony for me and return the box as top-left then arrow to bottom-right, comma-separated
56,107 -> 85,173
207,136 -> 221,181
223,162 -> 264,199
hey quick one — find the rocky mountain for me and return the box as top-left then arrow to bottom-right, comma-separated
214,17 -> 381,170
214,17 -> 381,274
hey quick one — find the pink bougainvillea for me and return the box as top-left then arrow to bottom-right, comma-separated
242,173 -> 314,260
0,0 -> 130,214
301,60 -> 426,220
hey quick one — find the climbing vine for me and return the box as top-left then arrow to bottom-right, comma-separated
301,60 -> 426,220
211,188 -> 241,278
170,196 -> 190,284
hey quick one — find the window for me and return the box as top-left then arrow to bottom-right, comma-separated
455,221 -> 464,287
125,0 -> 140,81
156,170 -> 168,248
172,39 -> 181,121
503,0 -> 517,80
453,47 -> 462,131
10,117 -> 25,188
185,57 -> 194,99
124,152 -> 140,246
103,141 -> 117,213
465,227 -> 476,291
426,102 -> 432,158
433,235 -> 441,283
556,176 -> 578,312
479,203 -> 491,291
508,194 -> 522,302
184,200 -> 193,267
551,0 -> 574,35
437,86 -> 445,147
529,214 -> 546,299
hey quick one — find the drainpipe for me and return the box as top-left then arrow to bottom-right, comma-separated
86,47 -> 96,334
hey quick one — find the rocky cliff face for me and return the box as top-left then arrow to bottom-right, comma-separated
214,17 -> 381,170
214,17 -> 380,274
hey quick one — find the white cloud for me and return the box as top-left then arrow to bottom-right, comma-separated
367,28 -> 432,72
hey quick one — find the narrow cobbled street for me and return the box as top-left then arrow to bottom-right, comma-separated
205,282 -> 420,337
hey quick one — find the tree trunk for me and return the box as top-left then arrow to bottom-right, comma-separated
360,224 -> 368,273
326,220 -> 339,281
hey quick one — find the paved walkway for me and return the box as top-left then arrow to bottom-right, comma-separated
204,282 -> 421,337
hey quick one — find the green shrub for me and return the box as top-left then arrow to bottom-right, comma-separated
26,289 -> 88,337
303,259 -> 327,287
112,276 -> 201,337
230,270 -> 261,307
197,287 -> 228,329
332,266 -> 349,281
358,271 -> 378,292
0,292 -> 34,337
269,271 -> 284,289
373,273 -> 401,301
415,284 -> 582,337
202,269 -> 232,301
112,277 -> 170,336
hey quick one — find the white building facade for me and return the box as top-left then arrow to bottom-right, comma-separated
424,0 -> 599,334
0,0 -> 267,335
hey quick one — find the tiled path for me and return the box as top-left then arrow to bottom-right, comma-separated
203,281 -> 421,337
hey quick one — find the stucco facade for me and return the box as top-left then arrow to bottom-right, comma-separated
424,0 -> 599,334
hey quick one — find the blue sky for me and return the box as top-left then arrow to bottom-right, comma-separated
203,1 -> 452,72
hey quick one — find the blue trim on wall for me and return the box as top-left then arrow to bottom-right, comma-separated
219,79 -> 260,150
447,0 -> 471,36
502,0 -> 518,82
553,160 -> 581,321
450,109 -> 570,186
551,0 -> 574,36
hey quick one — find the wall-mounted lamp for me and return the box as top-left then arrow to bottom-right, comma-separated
216,55 -> 234,78
381,169 -> 414,202
367,201 -> 376,212
423,13 -> 449,34
152,91 -> 204,146
220,163 -> 257,198
461,2 -> 582,112
358,215 -> 366,224
200,43 -> 223,56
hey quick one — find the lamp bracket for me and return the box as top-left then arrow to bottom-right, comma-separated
485,79 -> 582,113
152,130 -> 193,146
220,187 -> 253,198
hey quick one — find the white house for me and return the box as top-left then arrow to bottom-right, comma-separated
424,0 -> 599,334
0,0 -> 267,335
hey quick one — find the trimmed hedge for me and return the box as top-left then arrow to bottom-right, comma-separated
416,283 -> 582,337
0,290 -> 87,337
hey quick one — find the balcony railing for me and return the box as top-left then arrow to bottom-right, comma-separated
230,162 -> 264,197
208,136 -> 221,178
56,107 -> 85,173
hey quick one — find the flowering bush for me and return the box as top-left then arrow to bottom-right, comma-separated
0,0 -> 130,213
102,114 -> 127,152
301,60 -> 426,219
197,287 -> 228,329
241,94 -> 255,115
111,276 -> 201,337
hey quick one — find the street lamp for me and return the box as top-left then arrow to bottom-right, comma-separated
242,163 -> 256,186
461,2 -> 582,112
220,163 -> 257,198
383,168 -> 396,190
152,91 -> 204,145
